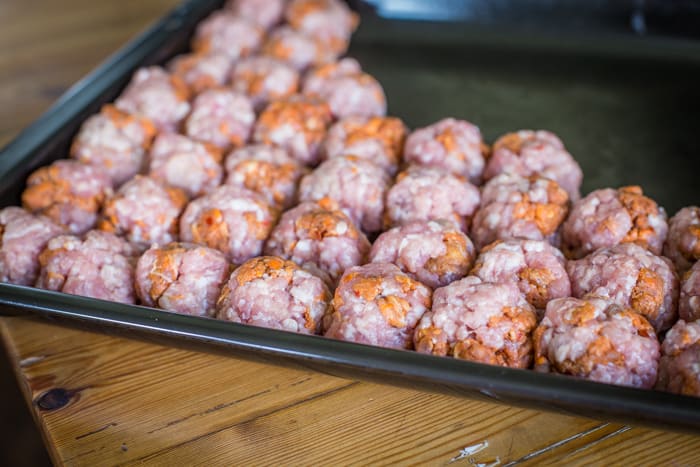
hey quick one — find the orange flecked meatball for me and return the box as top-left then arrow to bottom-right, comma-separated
192,10 -> 264,61
657,320 -> 700,397
664,206 -> 700,273
224,0 -> 286,30
262,25 -> 337,71
168,52 -> 233,95
184,88 -> 255,151
230,56 -> 300,112
284,0 -> 359,55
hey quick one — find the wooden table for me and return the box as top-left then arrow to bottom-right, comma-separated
1,1 -> 699,465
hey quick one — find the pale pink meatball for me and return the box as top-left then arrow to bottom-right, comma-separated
657,320 -> 700,397
664,206 -> 700,273
262,25 -> 336,71
168,52 -> 233,95
414,276 -> 537,368
185,88 -> 255,151
285,0 -> 359,55
404,118 -> 488,185
533,296 -> 659,389
323,262 -> 432,349
680,260 -> 700,322
216,256 -> 331,333
225,0 -> 285,30
230,56 -> 300,112
192,10 -> 264,61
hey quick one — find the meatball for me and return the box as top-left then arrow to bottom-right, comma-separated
70,105 -> 156,186
216,256 -> 331,333
184,88 -> 255,152
533,296 -> 659,389
369,220 -> 475,290
114,67 -> 191,132
385,165 -> 480,234
323,262 -> 432,349
224,0 -> 285,30
657,320 -> 700,397
403,118 -> 488,185
262,25 -> 336,71
471,239 -> 570,310
180,185 -> 276,264
0,207 -> 64,286
470,174 -> 569,250
98,175 -> 188,250
298,155 -> 391,234
414,276 -> 537,368
484,130 -> 583,201
252,94 -> 332,166
22,159 -> 112,235
224,144 -> 307,210
302,58 -> 386,119
135,242 -> 230,317
36,230 -> 137,304
561,185 -> 668,259
192,10 -> 264,61
567,243 -> 678,333
321,116 -> 407,175
679,260 -> 700,322
148,133 -> 224,198
284,0 -> 359,55
230,56 -> 300,112
167,52 -> 233,95
664,206 -> 700,274
264,199 -> 370,285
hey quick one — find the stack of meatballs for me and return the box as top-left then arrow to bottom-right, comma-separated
1,0 -> 699,398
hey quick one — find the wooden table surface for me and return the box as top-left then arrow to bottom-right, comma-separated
1,1 -> 699,465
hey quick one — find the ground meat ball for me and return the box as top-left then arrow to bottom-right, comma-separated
252,94 -> 332,166
22,159 -> 112,235
184,89 -> 255,152
147,133 -> 223,199
403,118 -> 488,185
298,155 -> 390,234
302,58 -> 386,119
230,56 -> 300,112
471,174 -> 569,250
192,11 -> 264,61
262,26 -> 336,71
98,175 -> 187,249
561,186 -> 668,259
216,256 -> 331,333
414,276 -> 537,368
323,262 -> 431,349
321,116 -> 407,175
664,206 -> 700,274
369,220 -> 475,290
135,242 -> 230,317
70,105 -> 156,186
284,0 -> 359,55
657,320 -> 700,396
385,166 -> 480,234
180,185 -> 276,264
225,0 -> 285,30
168,52 -> 233,95
224,144 -> 308,210
36,230 -> 137,304
115,67 -> 191,132
471,239 -> 570,310
0,207 -> 64,286
484,130 -> 583,201
264,199 -> 370,285
679,261 -> 700,322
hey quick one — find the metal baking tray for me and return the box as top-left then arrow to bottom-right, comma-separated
2,0 -> 700,432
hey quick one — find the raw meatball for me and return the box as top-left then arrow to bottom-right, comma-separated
216,256 -> 331,333
98,175 -> 188,249
679,260 -> 700,322
470,173 -> 569,250
369,220 -> 475,290
262,26 -> 336,71
471,239 -> 570,310
168,52 -> 233,95
224,144 -> 308,210
484,130 -> 583,201
321,116 -> 407,175
323,262 -> 431,349
664,206 -> 700,273
22,159 -> 112,235
403,118 -> 488,185
561,185 -> 668,259
657,320 -> 700,397
192,10 -> 264,61
567,243 -> 678,333
180,185 -> 276,264
533,296 -> 659,388
185,88 -> 255,151
298,155 -> 391,234
225,0 -> 285,30
385,166 -> 480,233
264,199 -> 370,285
284,0 -> 359,55
148,133 -> 224,198
230,56 -> 300,112
115,67 -> 191,132
36,230 -> 137,304
414,276 -> 537,368
0,207 -> 64,285
302,58 -> 386,119
70,104 -> 156,186
252,94 -> 332,165
135,242 -> 230,317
